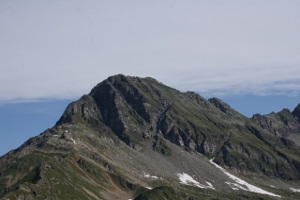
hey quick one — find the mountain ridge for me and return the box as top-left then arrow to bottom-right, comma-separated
1,74 -> 300,199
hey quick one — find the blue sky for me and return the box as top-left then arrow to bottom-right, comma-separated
0,100 -> 71,156
1,0 -> 300,156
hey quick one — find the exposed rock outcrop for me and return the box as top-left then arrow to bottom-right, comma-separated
252,107 -> 300,146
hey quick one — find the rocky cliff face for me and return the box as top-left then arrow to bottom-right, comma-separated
1,75 -> 300,200
54,75 -> 300,179
252,107 -> 300,146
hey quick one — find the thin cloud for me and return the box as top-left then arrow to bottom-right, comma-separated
0,0 -> 300,103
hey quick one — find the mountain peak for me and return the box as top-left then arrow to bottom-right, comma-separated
1,75 -> 300,199
251,104 -> 300,146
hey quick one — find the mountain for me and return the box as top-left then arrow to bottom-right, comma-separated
252,106 -> 300,146
1,74 -> 300,199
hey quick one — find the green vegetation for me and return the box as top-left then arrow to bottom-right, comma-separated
134,186 -> 181,200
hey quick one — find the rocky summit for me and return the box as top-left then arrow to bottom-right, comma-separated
1,74 -> 300,200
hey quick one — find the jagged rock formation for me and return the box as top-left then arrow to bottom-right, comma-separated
252,106 -> 300,146
1,75 -> 300,200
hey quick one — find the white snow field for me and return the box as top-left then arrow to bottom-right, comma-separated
209,159 -> 280,198
177,172 -> 215,189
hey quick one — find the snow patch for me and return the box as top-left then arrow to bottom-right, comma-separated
52,134 -> 59,137
70,137 -> 77,144
205,181 -> 215,189
177,173 -> 206,188
209,159 -> 280,198
145,186 -> 152,190
290,188 -> 300,192
177,173 -> 215,189
225,182 -> 240,190
143,172 -> 159,180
